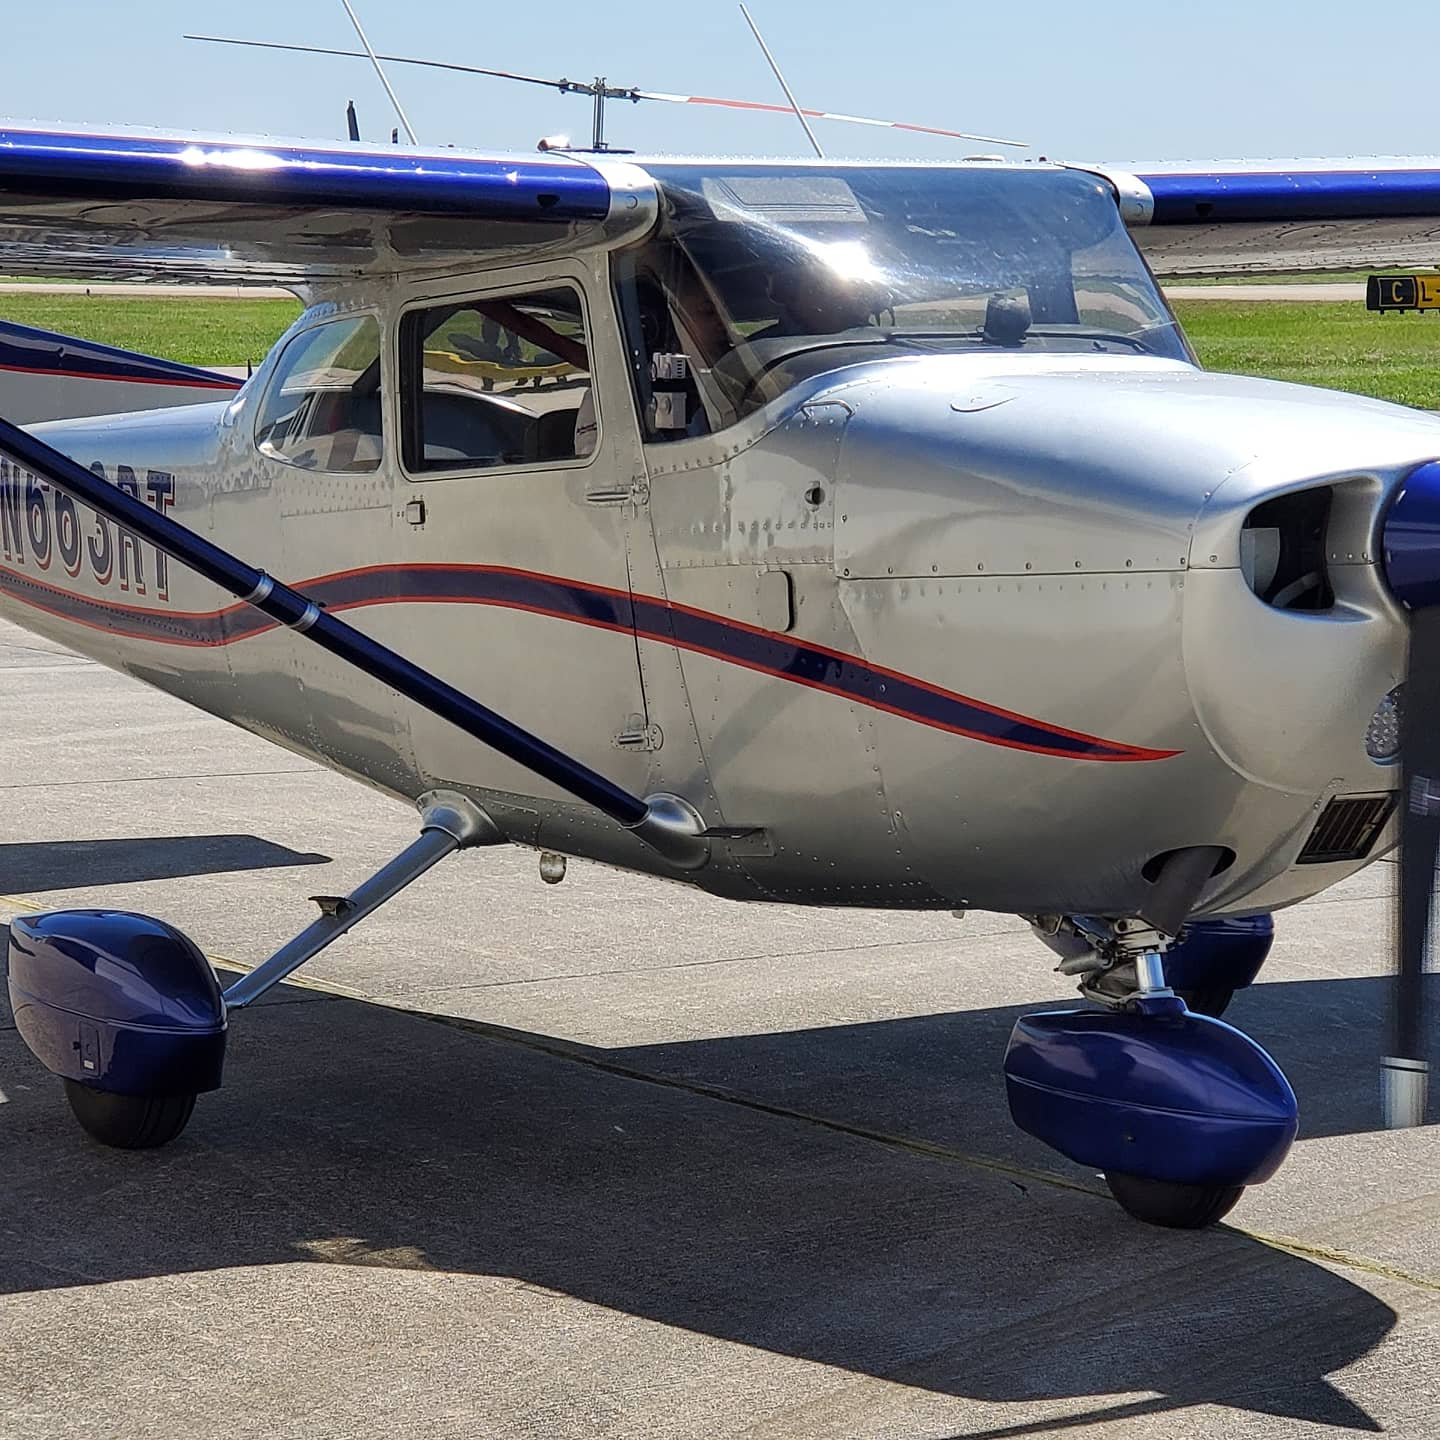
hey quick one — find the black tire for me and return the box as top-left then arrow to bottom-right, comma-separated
1176,985 -> 1236,1018
63,1081 -> 196,1149
1105,1172 -> 1244,1229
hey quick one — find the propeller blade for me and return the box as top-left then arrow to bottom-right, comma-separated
1389,605 -> 1439,1125
633,89 -> 1027,149
1381,462 -> 1440,1127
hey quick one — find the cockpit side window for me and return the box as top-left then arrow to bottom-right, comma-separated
254,315 -> 383,474
399,286 -> 594,475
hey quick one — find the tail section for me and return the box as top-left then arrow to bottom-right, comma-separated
0,318 -> 241,424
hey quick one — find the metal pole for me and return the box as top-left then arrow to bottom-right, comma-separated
224,826 -> 461,1007
339,0 -> 419,144
739,3 -> 823,159
592,77 -> 606,151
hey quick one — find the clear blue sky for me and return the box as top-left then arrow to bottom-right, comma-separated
6,1 -> 1434,163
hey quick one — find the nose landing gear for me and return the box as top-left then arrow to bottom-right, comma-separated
1009,910 -> 1296,1229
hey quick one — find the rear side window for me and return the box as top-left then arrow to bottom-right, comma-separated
400,286 -> 594,474
254,316 -> 383,474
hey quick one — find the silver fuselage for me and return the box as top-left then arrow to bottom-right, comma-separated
3,173 -> 1435,921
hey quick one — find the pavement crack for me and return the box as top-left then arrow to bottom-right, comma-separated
0,766 -> 317,791
402,1006 -> 1105,1199
381,929 -> 1011,994
250,977 -> 1440,1301
1242,1229 -> 1440,1294
0,641 -> 95,662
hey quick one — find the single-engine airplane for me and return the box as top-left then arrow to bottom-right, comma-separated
2,123 -> 1438,1231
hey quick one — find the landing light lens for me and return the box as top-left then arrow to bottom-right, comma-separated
1366,686 -> 1404,763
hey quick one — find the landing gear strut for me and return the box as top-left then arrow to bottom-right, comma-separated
7,792 -> 502,1150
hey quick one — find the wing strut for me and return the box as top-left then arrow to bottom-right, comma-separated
0,416 -> 708,870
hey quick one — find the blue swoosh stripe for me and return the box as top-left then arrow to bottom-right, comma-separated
0,561 -> 1175,762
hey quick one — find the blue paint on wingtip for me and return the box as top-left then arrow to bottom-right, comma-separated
0,127 -> 611,221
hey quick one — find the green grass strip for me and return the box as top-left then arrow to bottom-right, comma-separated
0,294 -> 302,369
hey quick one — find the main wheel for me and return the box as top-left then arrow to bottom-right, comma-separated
1105,1172 -> 1244,1229
1176,985 -> 1235,1018
63,1081 -> 196,1149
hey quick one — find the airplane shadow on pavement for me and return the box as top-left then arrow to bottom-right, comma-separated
3,973 -> 1430,1434
0,835 -> 330,891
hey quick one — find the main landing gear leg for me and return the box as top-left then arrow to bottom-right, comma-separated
1008,853 -> 1298,1229
7,791 -> 503,1150
223,791 -> 501,1010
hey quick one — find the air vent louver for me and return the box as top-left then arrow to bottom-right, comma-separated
1297,794 -> 1396,865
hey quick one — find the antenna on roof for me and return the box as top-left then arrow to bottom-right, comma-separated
738,4 -> 822,159
337,0 -> 418,144
345,100 -> 361,142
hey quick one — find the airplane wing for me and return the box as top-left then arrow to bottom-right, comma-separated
1086,159 -> 1440,276
3,124 -> 1440,284
0,122 -> 622,286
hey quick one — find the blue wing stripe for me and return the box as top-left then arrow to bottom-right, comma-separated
0,127 -> 610,220
1139,167 -> 1440,224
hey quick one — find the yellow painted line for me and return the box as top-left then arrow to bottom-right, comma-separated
4,890 -> 1436,1294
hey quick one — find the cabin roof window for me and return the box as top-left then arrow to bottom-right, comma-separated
254,314 -> 383,474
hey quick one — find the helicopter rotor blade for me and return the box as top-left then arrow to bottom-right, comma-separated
184,35 -> 576,94
184,33 -> 1026,148
633,89 -> 1026,148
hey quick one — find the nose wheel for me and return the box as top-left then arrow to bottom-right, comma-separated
1104,1172 -> 1245,1229
1007,906 -> 1298,1230
63,1081 -> 197,1150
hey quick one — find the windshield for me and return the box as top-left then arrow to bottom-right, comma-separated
613,164 -> 1190,440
